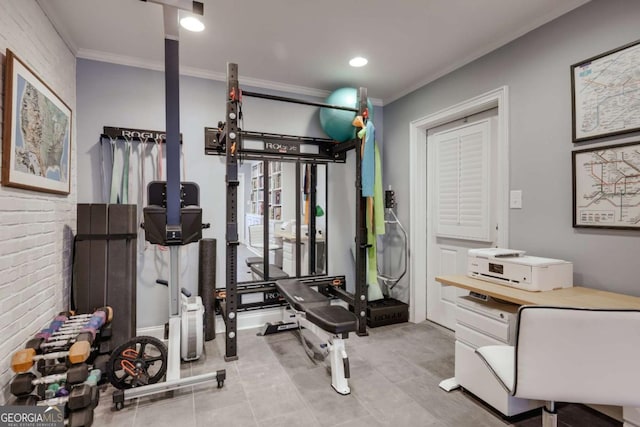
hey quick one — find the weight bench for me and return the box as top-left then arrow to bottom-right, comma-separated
271,279 -> 357,394
251,263 -> 289,280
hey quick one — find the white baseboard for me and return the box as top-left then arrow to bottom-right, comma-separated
136,325 -> 165,340
137,307 -> 286,339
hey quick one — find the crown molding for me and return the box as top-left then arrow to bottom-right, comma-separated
76,48 -> 383,105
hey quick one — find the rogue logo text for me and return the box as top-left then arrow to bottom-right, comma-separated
264,141 -> 299,154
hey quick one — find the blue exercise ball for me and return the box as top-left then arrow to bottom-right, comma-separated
319,88 -> 374,142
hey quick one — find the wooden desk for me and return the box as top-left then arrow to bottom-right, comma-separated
437,275 -> 640,423
436,275 -> 640,309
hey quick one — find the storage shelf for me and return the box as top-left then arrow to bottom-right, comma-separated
250,161 -> 283,217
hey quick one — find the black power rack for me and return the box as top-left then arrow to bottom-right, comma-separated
206,63 -> 370,361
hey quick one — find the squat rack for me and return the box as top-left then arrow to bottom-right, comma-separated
210,63 -> 370,361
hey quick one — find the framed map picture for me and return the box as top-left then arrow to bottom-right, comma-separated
571,39 -> 640,142
572,141 -> 640,229
2,49 -> 72,195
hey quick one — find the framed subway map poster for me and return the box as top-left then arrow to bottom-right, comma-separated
2,49 -> 72,195
571,40 -> 640,142
572,141 -> 640,229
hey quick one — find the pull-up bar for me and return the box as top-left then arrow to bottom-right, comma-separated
242,90 -> 359,113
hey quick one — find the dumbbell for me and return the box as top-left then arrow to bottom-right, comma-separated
12,341 -> 91,373
55,312 -> 108,330
37,307 -> 113,338
39,329 -> 100,347
14,383 -> 99,411
43,369 -> 101,399
38,315 -> 105,340
39,314 -> 103,336
39,330 -> 112,357
57,306 -> 113,325
45,382 -> 70,399
45,369 -> 102,405
10,364 -> 89,397
37,354 -> 108,382
39,383 -> 100,411
28,321 -> 107,355
35,348 -> 110,378
59,322 -> 112,342
29,328 -> 100,353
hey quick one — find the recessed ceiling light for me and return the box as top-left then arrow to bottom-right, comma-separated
180,16 -> 205,32
349,56 -> 368,67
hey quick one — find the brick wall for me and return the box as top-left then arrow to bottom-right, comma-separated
0,0 -> 76,404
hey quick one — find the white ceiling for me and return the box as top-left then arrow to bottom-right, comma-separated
38,0 -> 590,104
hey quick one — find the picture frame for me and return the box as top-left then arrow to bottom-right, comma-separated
572,140 -> 640,230
571,39 -> 640,143
2,49 -> 72,195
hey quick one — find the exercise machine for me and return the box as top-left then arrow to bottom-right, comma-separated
111,0 -> 225,409
205,63 -> 371,361
377,188 -> 408,292
268,279 -> 357,394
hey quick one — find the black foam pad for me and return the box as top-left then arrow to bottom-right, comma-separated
198,238 -> 216,341
275,279 -> 329,312
306,305 -> 357,334
251,264 -> 289,280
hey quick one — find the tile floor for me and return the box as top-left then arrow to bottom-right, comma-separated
93,320 -> 621,427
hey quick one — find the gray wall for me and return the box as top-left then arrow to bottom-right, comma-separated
383,0 -> 640,299
76,58 -> 382,327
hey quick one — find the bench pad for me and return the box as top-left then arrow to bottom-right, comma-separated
306,305 -> 357,334
251,263 -> 289,280
276,279 -> 329,312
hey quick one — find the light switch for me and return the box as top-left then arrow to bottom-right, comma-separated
510,190 -> 522,209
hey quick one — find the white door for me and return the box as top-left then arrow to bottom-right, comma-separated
426,112 -> 499,329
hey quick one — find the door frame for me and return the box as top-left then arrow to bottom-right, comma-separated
408,86 -> 510,323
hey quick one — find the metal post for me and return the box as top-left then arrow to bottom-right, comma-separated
354,87 -> 369,336
224,63 -> 240,361
262,159 -> 270,280
295,162 -> 301,276
162,4 -> 183,381
309,164 -> 317,275
163,8 -> 181,231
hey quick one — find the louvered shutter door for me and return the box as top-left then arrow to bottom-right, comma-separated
434,120 -> 491,241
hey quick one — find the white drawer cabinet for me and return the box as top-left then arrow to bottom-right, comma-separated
455,295 -> 542,417
282,241 -> 306,276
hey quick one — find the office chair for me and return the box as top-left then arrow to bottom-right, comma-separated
475,305 -> 640,427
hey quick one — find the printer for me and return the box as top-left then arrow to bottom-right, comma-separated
467,248 -> 573,291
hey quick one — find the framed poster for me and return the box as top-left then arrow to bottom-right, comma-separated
571,39 -> 640,142
2,49 -> 72,194
572,141 -> 640,229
